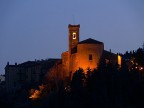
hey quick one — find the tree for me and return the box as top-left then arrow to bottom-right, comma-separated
71,68 -> 85,93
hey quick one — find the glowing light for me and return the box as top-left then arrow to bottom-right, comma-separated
131,60 -> 134,64
29,85 -> 44,99
118,55 -> 121,67
72,32 -> 76,39
29,90 -> 40,99
139,67 -> 143,70
65,85 -> 71,92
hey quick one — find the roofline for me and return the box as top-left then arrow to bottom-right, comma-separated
68,24 -> 80,28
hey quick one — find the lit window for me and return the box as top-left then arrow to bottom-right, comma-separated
89,54 -> 92,60
72,32 -> 76,39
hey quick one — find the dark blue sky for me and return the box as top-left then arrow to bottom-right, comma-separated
0,0 -> 144,74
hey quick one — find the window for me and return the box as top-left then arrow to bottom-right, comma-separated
72,32 -> 76,39
89,54 -> 92,60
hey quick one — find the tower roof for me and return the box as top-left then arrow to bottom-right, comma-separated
68,24 -> 80,28
78,38 -> 103,44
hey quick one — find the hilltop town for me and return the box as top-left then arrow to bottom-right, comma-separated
1,24 -> 144,108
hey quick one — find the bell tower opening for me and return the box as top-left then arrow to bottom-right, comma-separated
68,24 -> 80,54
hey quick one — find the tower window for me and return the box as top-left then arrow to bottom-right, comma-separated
72,32 -> 76,39
89,54 -> 92,60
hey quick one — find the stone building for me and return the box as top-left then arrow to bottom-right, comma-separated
5,24 -> 121,92
5,59 -> 60,92
61,24 -> 121,79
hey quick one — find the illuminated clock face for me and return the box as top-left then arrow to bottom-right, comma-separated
72,32 -> 76,39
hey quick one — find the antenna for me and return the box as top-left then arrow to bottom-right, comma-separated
72,15 -> 75,25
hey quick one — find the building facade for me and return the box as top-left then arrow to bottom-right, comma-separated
5,59 -> 60,92
61,24 -> 121,79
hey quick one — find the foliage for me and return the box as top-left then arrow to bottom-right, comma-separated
68,58 -> 144,108
2,47 -> 144,108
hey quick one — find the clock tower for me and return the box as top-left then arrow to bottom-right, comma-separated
68,24 -> 80,54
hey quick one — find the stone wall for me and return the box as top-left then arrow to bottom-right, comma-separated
61,51 -> 69,78
77,43 -> 104,73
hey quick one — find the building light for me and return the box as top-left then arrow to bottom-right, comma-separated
118,55 -> 121,67
139,67 -> 143,70
72,32 -> 76,39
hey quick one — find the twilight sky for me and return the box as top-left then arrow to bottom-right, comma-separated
0,0 -> 144,74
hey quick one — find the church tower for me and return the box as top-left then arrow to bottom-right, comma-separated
68,24 -> 80,54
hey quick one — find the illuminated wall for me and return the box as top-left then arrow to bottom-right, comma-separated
118,55 -> 122,67
61,51 -> 69,78
76,43 -> 104,73
62,43 -> 104,77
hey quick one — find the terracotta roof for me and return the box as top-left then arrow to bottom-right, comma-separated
78,38 -> 103,44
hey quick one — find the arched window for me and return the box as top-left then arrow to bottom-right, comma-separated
72,32 -> 76,39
